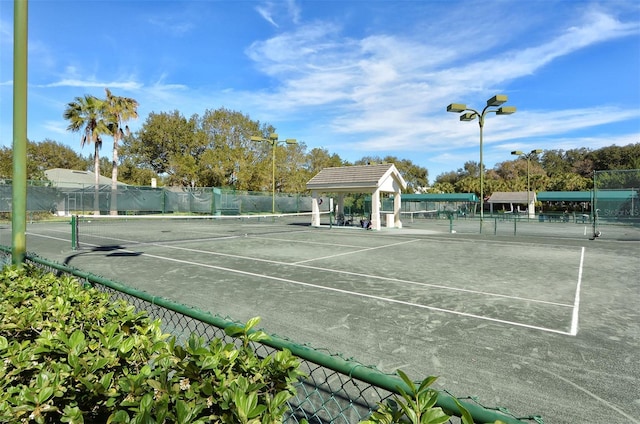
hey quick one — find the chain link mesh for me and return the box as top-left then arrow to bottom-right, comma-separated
0,247 -> 543,424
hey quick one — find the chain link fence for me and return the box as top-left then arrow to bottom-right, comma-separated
0,246 -> 543,424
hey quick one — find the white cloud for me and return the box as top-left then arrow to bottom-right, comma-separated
39,79 -> 143,90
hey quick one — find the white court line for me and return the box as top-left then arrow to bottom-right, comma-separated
532,363 -> 640,424
161,242 -> 574,308
292,238 -> 422,264
569,247 -> 585,336
26,231 -> 579,334
91,243 -> 578,336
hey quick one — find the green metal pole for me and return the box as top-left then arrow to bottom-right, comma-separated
12,0 -> 28,266
70,215 -> 77,250
271,142 -> 276,214
527,157 -> 530,220
478,118 -> 484,234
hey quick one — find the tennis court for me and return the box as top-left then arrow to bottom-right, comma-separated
2,215 -> 639,424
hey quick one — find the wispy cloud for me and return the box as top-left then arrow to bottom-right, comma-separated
147,14 -> 194,36
38,79 -> 143,90
1,1 -> 637,179
243,5 -> 639,155
255,2 -> 279,28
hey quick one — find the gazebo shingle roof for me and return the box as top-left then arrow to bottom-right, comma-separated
306,164 -> 404,190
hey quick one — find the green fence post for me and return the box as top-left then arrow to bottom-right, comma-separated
70,215 -> 77,250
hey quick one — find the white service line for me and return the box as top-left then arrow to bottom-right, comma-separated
569,246 -> 586,336
26,230 -> 582,335
113,246 -> 578,336
292,238 -> 421,264
162,242 -> 574,308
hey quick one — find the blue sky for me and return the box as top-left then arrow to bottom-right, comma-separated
1,0 -> 639,182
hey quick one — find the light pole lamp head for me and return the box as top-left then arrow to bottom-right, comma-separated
285,139 -> 297,145
496,106 -> 516,115
511,150 -> 523,156
487,94 -> 508,106
531,149 -> 543,154
447,103 -> 467,113
269,133 -> 279,141
460,112 -> 477,121
250,136 -> 264,142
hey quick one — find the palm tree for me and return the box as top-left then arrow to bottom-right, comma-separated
104,88 -> 139,214
63,94 -> 108,215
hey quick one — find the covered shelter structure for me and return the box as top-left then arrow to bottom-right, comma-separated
44,168 -> 126,215
487,191 -> 537,218
306,164 -> 407,231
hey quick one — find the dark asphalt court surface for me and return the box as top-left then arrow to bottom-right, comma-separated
2,217 -> 639,424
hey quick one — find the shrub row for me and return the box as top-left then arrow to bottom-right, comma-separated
0,266 -> 303,423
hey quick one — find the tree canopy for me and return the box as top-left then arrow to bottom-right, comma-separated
2,99 -> 638,201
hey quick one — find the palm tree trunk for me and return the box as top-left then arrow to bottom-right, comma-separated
110,135 -> 119,215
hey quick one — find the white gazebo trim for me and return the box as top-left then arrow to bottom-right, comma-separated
306,164 -> 407,230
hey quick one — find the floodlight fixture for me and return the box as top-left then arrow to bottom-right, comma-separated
510,147 -> 543,219
252,133 -> 297,213
460,112 -> 477,121
487,94 -> 508,107
447,103 -> 467,113
496,106 -> 516,115
446,94 -> 517,233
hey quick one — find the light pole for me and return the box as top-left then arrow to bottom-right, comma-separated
447,95 -> 516,233
251,133 -> 297,214
511,149 -> 543,218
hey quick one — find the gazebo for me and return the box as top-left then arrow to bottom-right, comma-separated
306,163 -> 407,230
487,191 -> 537,217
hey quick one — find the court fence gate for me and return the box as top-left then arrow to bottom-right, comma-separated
0,247 -> 543,424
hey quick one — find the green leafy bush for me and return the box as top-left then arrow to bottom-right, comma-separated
0,266 -> 303,423
359,370 -> 501,424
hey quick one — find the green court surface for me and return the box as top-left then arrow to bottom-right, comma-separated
2,217 -> 639,424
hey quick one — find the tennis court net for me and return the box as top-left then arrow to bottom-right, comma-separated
71,212 -> 331,249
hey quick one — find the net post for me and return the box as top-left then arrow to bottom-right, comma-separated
70,215 -> 78,250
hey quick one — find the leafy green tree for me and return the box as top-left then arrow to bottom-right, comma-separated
429,181 -> 454,193
278,142 -> 308,193
548,172 -> 591,191
28,139 -> 90,179
304,147 -> 345,180
63,94 -> 109,214
591,143 -> 640,170
386,156 -> 428,194
117,157 -> 160,186
353,155 -> 428,194
0,147 -> 11,179
0,140 -> 89,180
454,176 -> 479,195
433,171 -> 458,186
122,110 -> 200,186
198,107 -> 269,189
104,88 -> 139,213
